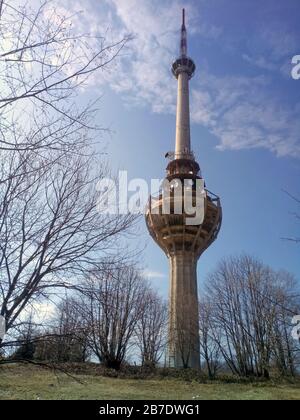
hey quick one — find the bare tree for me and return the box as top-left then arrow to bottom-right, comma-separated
10,311 -> 38,361
34,297 -> 90,363
0,149 -> 136,349
198,301 -> 221,379
0,1 -> 136,353
78,267 -> 148,370
135,289 -> 167,367
204,255 -> 300,378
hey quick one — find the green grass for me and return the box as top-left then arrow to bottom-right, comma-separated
0,364 -> 299,400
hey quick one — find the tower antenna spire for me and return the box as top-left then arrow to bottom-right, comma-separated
180,8 -> 187,57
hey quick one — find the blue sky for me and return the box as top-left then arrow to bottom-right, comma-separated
58,0 -> 300,296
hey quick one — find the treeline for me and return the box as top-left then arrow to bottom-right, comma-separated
10,266 -> 168,370
10,255 -> 300,379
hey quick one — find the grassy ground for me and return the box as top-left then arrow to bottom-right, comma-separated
0,364 -> 299,400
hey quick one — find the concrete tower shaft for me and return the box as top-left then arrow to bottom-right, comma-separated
175,71 -> 191,159
145,9 -> 222,369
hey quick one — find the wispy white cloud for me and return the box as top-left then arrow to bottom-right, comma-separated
48,0 -> 300,158
142,269 -> 166,280
260,25 -> 298,61
191,73 -> 300,157
242,54 -> 277,72
241,22 -> 298,78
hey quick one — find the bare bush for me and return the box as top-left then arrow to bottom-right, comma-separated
135,289 -> 167,367
76,267 -> 149,370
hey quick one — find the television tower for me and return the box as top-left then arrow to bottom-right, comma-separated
145,9 -> 222,368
